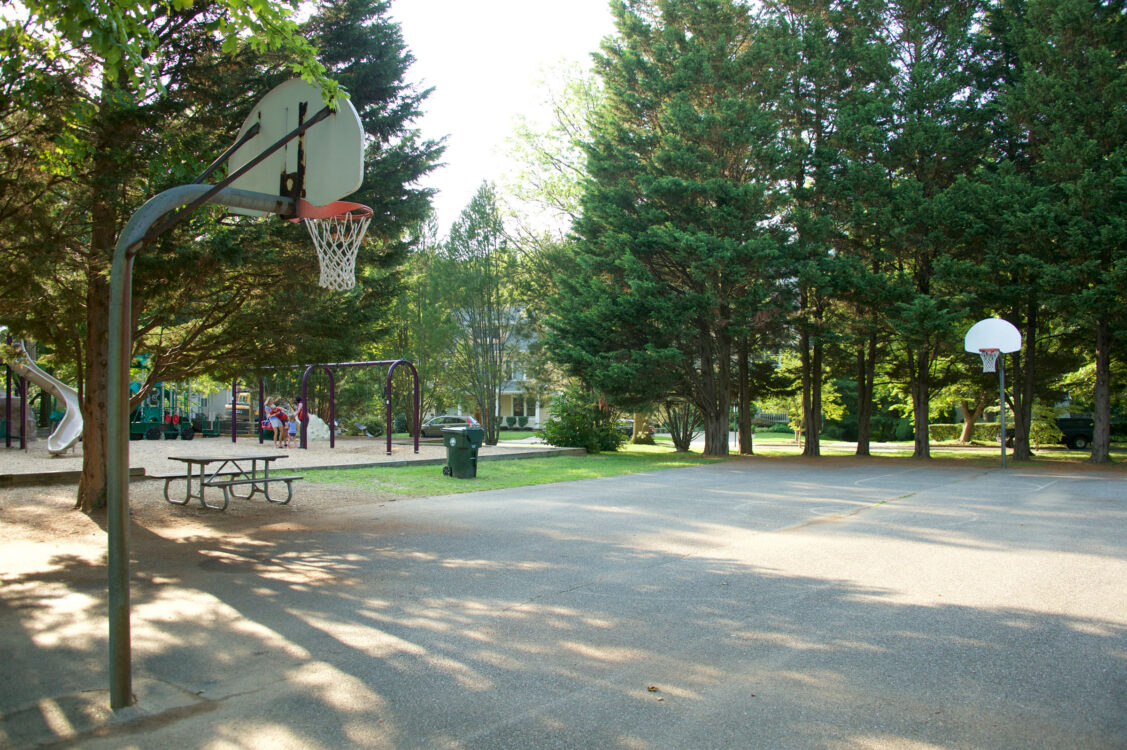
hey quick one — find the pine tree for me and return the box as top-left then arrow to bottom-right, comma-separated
549,0 -> 785,456
882,0 -> 990,459
1008,0 -> 1127,462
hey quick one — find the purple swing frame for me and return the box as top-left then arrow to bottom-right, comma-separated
231,359 -> 420,456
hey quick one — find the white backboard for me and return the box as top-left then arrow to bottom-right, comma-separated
964,318 -> 1022,353
227,79 -> 365,216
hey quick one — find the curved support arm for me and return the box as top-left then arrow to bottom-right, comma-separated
107,184 -> 294,709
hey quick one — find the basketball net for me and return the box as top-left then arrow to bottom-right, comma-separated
979,348 -> 1000,373
295,200 -> 373,291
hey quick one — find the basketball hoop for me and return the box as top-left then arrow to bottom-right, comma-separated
979,348 -> 1000,373
294,199 -> 373,291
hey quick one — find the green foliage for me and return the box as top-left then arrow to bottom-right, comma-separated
0,0 -> 439,510
928,424 -> 962,442
547,0 -> 785,456
341,415 -> 384,437
538,385 -> 625,453
20,0 -> 335,97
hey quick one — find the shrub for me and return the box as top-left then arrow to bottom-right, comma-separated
767,422 -> 794,434
517,416 -> 529,428
342,415 -> 384,437
928,424 -> 962,442
393,413 -> 408,434
661,399 -> 702,451
505,416 -> 517,429
751,416 -> 776,429
538,385 -> 625,453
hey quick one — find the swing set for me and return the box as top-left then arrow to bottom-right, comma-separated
227,359 -> 420,455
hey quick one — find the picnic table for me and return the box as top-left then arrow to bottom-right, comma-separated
162,453 -> 302,511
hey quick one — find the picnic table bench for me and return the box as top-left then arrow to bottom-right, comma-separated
160,453 -> 302,511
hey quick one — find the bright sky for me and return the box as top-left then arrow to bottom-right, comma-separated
390,0 -> 615,234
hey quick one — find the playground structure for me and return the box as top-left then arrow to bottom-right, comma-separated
1,326 -> 82,455
128,382 -> 212,441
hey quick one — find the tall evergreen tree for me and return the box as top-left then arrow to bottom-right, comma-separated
548,0 -> 784,456
881,0 -> 990,458
1007,0 -> 1126,462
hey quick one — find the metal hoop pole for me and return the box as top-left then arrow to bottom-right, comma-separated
108,184 -> 295,710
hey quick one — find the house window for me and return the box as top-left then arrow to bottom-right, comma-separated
513,397 -> 525,417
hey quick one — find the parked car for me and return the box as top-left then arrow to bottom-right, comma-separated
421,414 -> 481,438
1057,417 -> 1094,450
1006,417 -> 1094,450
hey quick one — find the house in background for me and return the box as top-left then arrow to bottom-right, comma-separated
498,364 -> 552,428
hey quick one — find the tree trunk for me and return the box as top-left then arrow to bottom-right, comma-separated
737,336 -> 753,455
910,346 -> 931,459
1089,319 -> 1112,463
959,394 -> 988,443
800,329 -> 821,457
805,338 -> 822,457
1010,304 -> 1036,460
76,86 -> 125,513
699,324 -> 730,457
855,333 -> 876,456
77,251 -> 112,512
630,410 -> 655,444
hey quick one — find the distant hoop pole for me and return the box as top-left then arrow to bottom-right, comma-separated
984,349 -> 1008,470
966,319 -> 1021,471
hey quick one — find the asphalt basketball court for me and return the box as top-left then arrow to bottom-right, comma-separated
2,458 -> 1125,748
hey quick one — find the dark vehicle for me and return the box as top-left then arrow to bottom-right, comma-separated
421,414 -> 481,438
1057,417 -> 1094,450
1006,417 -> 1094,450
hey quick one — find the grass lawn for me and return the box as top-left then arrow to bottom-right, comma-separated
309,434 -> 1121,499
304,444 -> 724,497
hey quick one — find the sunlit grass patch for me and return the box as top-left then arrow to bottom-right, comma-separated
304,445 -> 724,497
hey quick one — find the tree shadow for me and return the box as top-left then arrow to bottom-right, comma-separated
1,465 -> 1125,748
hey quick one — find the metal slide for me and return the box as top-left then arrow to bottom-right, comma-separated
0,327 -> 82,454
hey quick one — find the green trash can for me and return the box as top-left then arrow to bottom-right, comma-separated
441,425 -> 485,478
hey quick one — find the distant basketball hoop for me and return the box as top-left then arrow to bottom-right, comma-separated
964,318 -> 1023,470
295,199 -> 372,290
